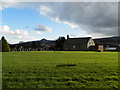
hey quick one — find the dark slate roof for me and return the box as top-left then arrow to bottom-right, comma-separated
64,37 -> 91,45
94,36 -> 119,46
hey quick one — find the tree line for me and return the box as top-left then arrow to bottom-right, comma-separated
0,36 -> 65,52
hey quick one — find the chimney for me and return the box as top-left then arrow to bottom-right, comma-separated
67,35 -> 69,39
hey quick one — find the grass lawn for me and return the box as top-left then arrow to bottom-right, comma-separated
2,51 -> 118,88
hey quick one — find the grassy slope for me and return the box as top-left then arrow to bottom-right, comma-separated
2,51 -> 118,88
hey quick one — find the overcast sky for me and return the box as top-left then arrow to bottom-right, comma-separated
0,1 -> 118,44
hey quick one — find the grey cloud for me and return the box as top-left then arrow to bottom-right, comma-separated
38,2 -> 118,36
34,24 -> 52,34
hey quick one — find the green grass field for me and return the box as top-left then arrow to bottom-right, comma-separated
2,51 -> 118,88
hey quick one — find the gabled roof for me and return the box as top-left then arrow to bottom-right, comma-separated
64,37 -> 91,45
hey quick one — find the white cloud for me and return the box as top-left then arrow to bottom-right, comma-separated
0,25 -> 38,44
0,1 -> 22,10
0,25 -> 28,36
51,17 -> 79,29
34,24 -> 53,34
39,5 -> 53,16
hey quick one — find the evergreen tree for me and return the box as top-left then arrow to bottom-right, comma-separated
1,36 -> 10,52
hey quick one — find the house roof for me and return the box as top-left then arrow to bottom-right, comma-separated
94,36 -> 119,46
64,37 -> 91,45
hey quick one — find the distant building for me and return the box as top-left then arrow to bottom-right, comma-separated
94,36 -> 119,51
98,45 -> 104,52
9,36 -> 120,52
63,35 -> 95,51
